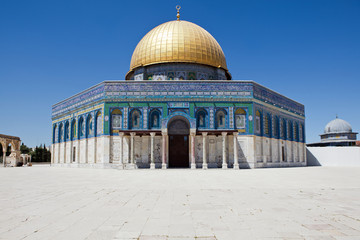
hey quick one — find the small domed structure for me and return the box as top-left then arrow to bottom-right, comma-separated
324,117 -> 352,134
311,116 -> 358,147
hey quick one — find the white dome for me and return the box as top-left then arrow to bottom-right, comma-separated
324,117 -> 352,133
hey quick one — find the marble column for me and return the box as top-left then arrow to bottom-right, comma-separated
161,132 -> 167,169
150,132 -> 156,169
119,132 -> 124,169
202,132 -> 208,170
222,132 -> 228,169
129,132 -> 136,169
233,132 -> 239,169
191,132 -> 196,169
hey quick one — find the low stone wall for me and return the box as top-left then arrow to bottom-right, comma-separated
307,147 -> 360,166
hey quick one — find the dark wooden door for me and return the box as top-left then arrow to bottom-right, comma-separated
169,135 -> 189,168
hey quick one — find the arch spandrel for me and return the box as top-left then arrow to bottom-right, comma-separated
162,112 -> 196,130
11,140 -> 20,151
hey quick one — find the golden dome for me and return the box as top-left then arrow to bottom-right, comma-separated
128,20 -> 228,74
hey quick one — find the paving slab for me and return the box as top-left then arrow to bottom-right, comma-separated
0,166 -> 359,240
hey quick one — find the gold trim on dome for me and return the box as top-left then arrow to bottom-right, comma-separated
129,20 -> 228,73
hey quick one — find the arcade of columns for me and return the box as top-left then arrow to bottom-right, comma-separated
115,131 -> 237,169
0,134 -> 21,167
53,131 -> 239,169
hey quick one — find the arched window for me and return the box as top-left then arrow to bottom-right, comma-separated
264,115 -> 268,135
264,114 -> 272,136
58,123 -> 63,142
111,109 -> 122,131
130,109 -> 141,129
255,111 -> 261,134
71,120 -> 76,141
188,72 -> 196,80
196,109 -> 207,128
288,121 -> 293,141
274,117 -> 279,138
281,119 -> 287,140
86,115 -> 93,138
64,121 -> 70,142
268,114 -> 272,137
78,117 -> 84,139
235,108 -> 246,129
53,125 -> 58,143
215,109 -> 226,129
149,109 -> 161,129
294,122 -> 299,142
96,112 -> 102,136
301,124 -> 305,142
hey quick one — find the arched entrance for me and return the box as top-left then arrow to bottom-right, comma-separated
168,117 -> 190,168
0,144 -> 3,165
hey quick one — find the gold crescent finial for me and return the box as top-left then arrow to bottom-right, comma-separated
176,5 -> 181,21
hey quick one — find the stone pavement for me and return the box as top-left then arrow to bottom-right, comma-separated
0,166 -> 359,240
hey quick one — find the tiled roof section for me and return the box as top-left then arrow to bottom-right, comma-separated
252,83 -> 305,115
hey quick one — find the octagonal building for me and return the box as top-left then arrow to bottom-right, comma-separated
51,11 -> 306,169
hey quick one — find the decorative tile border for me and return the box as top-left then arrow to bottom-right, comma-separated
52,81 -> 305,118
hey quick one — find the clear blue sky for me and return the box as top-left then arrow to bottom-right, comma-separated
1,0 -> 359,147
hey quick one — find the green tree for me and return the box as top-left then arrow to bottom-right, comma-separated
41,144 -> 46,162
30,144 -> 51,162
20,143 -> 31,154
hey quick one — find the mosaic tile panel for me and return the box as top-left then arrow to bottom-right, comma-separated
123,107 -> 128,129
209,107 -> 214,129
143,107 -> 148,129
229,107 -> 234,129
52,81 -> 305,119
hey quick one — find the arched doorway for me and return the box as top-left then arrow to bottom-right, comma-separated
0,144 -> 3,165
168,117 -> 190,168
6,143 -> 12,157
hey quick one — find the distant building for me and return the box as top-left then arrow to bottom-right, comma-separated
307,116 -> 358,147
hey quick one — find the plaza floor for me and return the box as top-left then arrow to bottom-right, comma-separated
0,166 -> 359,240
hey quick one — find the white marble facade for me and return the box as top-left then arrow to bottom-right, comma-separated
51,134 -> 306,169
